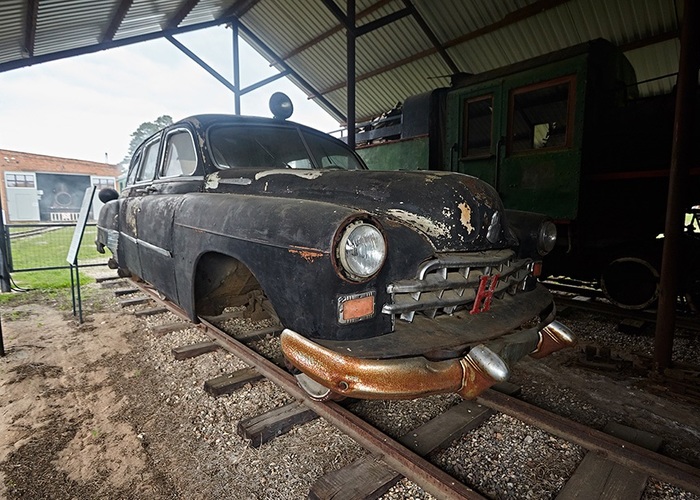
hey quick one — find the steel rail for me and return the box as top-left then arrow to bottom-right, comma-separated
131,280 -> 482,500
477,390 -> 700,496
132,279 -> 700,497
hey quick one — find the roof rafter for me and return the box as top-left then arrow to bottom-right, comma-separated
401,0 -> 459,75
165,0 -> 201,30
23,0 -> 39,57
101,0 -> 133,43
220,0 -> 260,19
281,0 -> 393,61
316,0 -> 573,96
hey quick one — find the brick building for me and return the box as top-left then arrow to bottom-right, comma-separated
0,149 -> 121,223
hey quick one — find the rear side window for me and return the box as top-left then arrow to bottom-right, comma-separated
162,130 -> 197,177
137,140 -> 160,182
126,151 -> 142,186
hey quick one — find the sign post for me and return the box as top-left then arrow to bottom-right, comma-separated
66,186 -> 97,324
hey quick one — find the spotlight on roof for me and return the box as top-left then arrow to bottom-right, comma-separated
269,92 -> 293,120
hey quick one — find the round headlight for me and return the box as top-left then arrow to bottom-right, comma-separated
337,222 -> 386,280
538,221 -> 557,255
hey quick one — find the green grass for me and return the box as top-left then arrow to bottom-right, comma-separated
7,225 -> 106,271
11,269 -> 94,290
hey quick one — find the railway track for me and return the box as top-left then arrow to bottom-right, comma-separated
544,282 -> 700,333
110,276 -> 700,499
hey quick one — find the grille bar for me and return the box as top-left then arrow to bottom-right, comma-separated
382,250 -> 532,322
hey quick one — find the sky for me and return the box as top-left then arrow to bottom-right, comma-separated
0,25 -> 339,165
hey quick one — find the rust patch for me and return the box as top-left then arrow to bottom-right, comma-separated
458,202 -> 475,234
289,246 -> 325,263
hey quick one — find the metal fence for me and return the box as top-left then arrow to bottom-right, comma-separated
4,223 -> 108,272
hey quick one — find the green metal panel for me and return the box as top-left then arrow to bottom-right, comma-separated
357,137 -> 429,171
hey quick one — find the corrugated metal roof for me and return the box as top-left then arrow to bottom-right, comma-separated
0,0 -> 688,123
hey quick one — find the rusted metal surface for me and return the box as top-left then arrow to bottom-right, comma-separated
281,325 -> 574,400
477,389 -> 700,496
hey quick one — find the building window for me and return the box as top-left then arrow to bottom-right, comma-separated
5,173 -> 35,188
509,76 -> 575,154
92,177 -> 115,188
462,95 -> 493,158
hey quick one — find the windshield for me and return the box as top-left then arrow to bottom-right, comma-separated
209,124 -> 365,171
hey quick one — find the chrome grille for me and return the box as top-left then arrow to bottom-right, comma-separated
382,249 -> 532,322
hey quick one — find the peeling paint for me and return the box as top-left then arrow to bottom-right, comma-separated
387,209 -> 451,239
220,177 -> 252,186
255,169 -> 324,181
458,202 -> 475,234
205,172 -> 220,189
289,246 -> 325,263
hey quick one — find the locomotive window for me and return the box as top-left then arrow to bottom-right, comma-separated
509,77 -> 574,154
462,96 -> 493,158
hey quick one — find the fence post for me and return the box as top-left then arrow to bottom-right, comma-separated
0,199 -> 12,292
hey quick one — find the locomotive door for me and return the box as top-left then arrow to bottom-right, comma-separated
497,75 -> 581,220
449,85 -> 503,189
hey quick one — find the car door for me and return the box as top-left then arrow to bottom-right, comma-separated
135,127 -> 202,303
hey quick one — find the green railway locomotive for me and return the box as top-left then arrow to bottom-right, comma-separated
356,39 -> 700,310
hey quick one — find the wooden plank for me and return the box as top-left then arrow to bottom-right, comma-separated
134,307 -> 168,317
171,341 -> 219,360
113,287 -> 139,297
310,399 -> 495,500
556,423 -> 662,500
203,367 -> 263,396
152,322 -> 190,336
235,326 -> 283,342
119,297 -> 152,307
237,401 -> 317,448
95,275 -> 122,283
308,458 -> 402,500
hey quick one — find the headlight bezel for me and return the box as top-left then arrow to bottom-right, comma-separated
333,217 -> 387,282
537,220 -> 558,256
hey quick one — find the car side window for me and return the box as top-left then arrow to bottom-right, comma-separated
126,150 -> 142,186
137,139 -> 160,182
162,130 -> 197,177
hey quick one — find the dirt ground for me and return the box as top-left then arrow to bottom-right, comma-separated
0,276 -> 699,499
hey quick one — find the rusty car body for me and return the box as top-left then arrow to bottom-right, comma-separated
96,97 -> 574,401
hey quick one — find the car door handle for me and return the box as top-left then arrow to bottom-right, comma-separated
146,185 -> 160,193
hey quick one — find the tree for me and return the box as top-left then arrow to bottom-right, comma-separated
122,115 -> 173,165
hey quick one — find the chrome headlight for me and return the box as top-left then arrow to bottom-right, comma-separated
537,221 -> 557,255
337,221 -> 386,281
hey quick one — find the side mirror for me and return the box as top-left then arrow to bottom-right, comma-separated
270,92 -> 294,120
98,187 -> 119,203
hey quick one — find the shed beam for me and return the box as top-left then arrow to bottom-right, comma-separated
347,0 -> 356,149
220,0 -> 260,19
401,0 -> 459,75
315,0 -> 572,96
166,34 -> 237,93
1,16 -> 234,73
654,0 -> 699,370
165,0 -> 201,30
619,29 -> 680,53
280,0 -> 393,61
355,8 -> 411,37
102,0 -> 133,43
321,0 -> 352,32
23,0 -> 39,57
237,23 -> 346,122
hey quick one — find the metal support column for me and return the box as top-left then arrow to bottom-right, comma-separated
654,0 -> 700,371
0,197 -> 11,293
232,21 -> 241,114
346,0 -> 356,149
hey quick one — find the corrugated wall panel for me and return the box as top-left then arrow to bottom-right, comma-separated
0,0 -> 26,63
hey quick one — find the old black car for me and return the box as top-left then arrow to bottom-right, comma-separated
97,94 -> 574,401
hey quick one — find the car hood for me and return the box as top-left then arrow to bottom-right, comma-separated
204,168 -> 512,251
